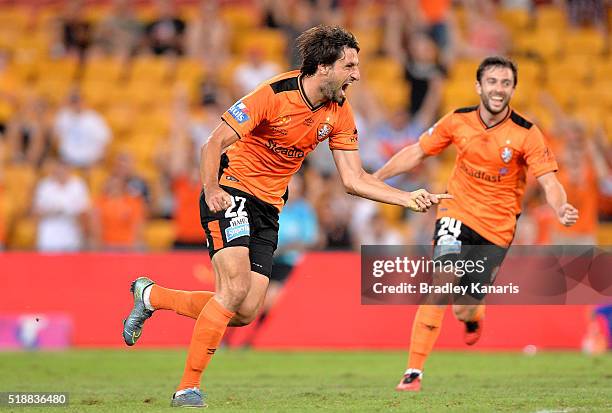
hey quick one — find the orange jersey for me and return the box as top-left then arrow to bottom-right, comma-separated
220,70 -> 359,210
419,106 -> 558,247
97,194 -> 145,248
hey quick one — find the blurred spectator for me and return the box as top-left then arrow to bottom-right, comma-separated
186,0 -> 230,69
92,0 -> 143,59
144,0 -> 186,56
53,89 -> 111,169
385,19 -> 445,121
553,122 -> 609,244
315,177 -> 354,250
259,0 -> 318,69
233,46 -> 280,97
0,49 -> 19,133
56,0 -> 93,61
369,109 -> 435,193
582,305 -> 612,354
538,92 -> 611,243
273,173 -> 319,279
355,211 -> 405,246
566,0 -> 607,29
458,0 -> 511,58
166,91 -> 205,249
5,94 -> 52,167
33,158 -> 90,251
403,0 -> 455,65
111,152 -> 152,211
91,175 -> 146,250
0,144 -> 5,249
403,33 -> 445,121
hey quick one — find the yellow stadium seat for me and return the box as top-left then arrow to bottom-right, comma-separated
598,223 -> 612,245
535,6 -> 566,31
129,56 -> 172,83
81,79 -> 119,110
82,57 -> 127,83
593,58 -> 612,82
105,103 -> 137,138
8,217 -> 36,250
34,78 -> 73,105
448,59 -> 481,82
497,8 -> 531,36
87,166 -> 109,197
143,219 -> 176,251
220,6 -> 259,32
571,105 -> 605,131
564,29 -> 606,57
442,79 -> 478,112
513,28 -> 562,61
38,58 -> 80,82
234,29 -> 286,61
3,164 -> 37,213
368,79 -> 409,111
351,29 -> 382,57
545,58 -> 591,86
364,57 -> 404,82
175,58 -> 206,86
605,116 -> 612,142
124,79 -> 174,108
513,58 -> 542,84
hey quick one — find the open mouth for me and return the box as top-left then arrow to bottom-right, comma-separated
340,82 -> 351,96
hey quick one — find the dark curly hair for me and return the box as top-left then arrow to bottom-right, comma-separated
476,56 -> 518,87
296,25 -> 360,76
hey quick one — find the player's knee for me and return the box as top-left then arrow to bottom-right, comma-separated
218,273 -> 251,310
231,311 -> 258,327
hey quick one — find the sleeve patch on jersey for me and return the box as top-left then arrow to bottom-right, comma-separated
228,100 -> 250,124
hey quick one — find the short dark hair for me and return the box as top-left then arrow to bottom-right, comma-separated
296,25 -> 360,76
476,56 -> 518,87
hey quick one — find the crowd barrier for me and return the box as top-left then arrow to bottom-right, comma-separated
0,252 -> 588,349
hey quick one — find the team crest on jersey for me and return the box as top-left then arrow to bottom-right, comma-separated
316,123 -> 334,142
500,147 -> 513,163
228,100 -> 250,124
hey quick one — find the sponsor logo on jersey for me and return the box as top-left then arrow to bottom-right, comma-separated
225,175 -> 240,182
459,161 -> 501,183
228,100 -> 250,124
266,140 -> 305,158
500,147 -> 513,163
303,117 -> 314,127
225,217 -> 249,241
316,123 -> 334,142
270,126 -> 288,136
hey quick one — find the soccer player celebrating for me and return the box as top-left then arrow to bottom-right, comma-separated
374,56 -> 579,392
122,25 -> 449,408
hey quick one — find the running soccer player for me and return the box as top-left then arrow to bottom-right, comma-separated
122,25 -> 449,408
374,56 -> 579,392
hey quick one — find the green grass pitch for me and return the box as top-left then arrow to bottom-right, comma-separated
1,349 -> 611,412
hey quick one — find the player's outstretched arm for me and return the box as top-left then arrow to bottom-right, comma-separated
536,172 -> 579,226
332,149 -> 450,212
200,122 -> 240,213
373,142 -> 428,181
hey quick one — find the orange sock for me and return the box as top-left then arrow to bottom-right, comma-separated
177,298 -> 234,391
149,285 -> 214,319
407,305 -> 446,371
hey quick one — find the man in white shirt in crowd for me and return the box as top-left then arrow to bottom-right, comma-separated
54,90 -> 111,168
33,158 -> 91,251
